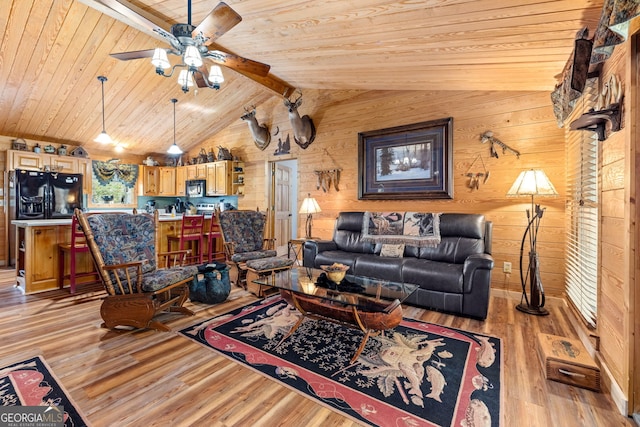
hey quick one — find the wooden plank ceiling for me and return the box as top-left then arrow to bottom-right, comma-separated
0,0 -> 603,157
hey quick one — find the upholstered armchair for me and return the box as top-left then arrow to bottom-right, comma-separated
75,209 -> 197,331
219,210 -> 277,286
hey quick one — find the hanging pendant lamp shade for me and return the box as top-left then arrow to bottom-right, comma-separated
94,76 -> 113,144
167,98 -> 183,155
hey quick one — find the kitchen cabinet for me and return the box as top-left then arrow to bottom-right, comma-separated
7,150 -> 93,193
50,156 -> 79,173
158,167 -> 176,196
77,158 -> 93,194
231,160 -> 244,196
206,161 -> 231,196
175,166 -> 186,196
186,164 -> 207,180
8,150 -> 45,170
141,166 -> 159,196
13,220 -> 101,294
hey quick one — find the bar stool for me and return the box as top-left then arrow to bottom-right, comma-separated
167,214 -> 205,265
58,214 -> 101,293
206,212 -> 225,263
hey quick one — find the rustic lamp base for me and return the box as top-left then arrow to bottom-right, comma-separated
516,303 -> 549,316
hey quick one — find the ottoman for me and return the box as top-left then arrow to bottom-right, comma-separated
245,256 -> 294,297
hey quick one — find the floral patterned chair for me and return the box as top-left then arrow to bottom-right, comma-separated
75,209 -> 197,331
219,210 -> 284,287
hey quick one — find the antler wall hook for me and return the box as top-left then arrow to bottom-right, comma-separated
480,131 -> 521,159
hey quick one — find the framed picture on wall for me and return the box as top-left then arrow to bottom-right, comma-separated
358,117 -> 453,200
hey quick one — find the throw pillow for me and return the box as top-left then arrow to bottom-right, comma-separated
380,243 -> 404,258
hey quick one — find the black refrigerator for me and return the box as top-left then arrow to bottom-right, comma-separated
14,169 -> 83,220
8,169 -> 84,266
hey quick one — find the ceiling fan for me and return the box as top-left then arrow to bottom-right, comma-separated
98,0 -> 294,96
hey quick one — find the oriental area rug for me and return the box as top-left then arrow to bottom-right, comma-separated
179,296 -> 502,427
0,355 -> 88,427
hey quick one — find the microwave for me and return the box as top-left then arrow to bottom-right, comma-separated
186,179 -> 206,197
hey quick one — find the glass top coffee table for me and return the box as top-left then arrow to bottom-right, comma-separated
254,267 -> 418,363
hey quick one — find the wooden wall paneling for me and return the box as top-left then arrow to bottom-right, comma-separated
195,88 -> 566,298
595,40 -> 632,407
633,31 -> 640,417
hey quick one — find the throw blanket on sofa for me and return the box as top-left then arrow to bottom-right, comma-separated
362,211 -> 441,247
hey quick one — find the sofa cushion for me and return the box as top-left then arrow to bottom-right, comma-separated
416,214 -> 486,263
402,258 -> 464,293
419,237 -> 485,264
334,212 -> 376,254
353,256 -> 404,282
314,251 -> 361,270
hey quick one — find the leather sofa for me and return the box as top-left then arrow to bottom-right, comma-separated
303,212 -> 494,319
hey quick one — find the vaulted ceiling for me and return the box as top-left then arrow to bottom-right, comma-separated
0,0 -> 604,157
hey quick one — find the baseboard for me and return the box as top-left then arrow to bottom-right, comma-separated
600,361 -> 629,415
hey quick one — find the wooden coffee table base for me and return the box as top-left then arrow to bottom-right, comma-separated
278,289 -> 403,363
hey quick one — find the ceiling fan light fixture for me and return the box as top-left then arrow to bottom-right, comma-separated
151,48 -> 170,69
208,65 -> 224,85
183,45 -> 203,67
177,70 -> 194,93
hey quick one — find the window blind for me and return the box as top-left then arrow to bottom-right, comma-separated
565,79 -> 599,328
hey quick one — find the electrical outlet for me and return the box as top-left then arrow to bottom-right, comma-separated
503,262 -> 512,273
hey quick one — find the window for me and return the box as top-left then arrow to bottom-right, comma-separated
565,79 -> 599,328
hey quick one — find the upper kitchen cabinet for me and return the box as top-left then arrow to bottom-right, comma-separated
7,149 -> 91,175
186,164 -> 207,180
8,150 -> 45,170
158,167 -> 176,196
141,166 -> 159,196
175,166 -> 186,196
206,161 -> 231,196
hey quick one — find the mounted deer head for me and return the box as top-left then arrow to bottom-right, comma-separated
283,92 -> 316,149
241,105 -> 271,150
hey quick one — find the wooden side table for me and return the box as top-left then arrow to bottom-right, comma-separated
288,238 -> 316,266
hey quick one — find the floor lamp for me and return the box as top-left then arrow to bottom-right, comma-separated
299,193 -> 321,239
506,169 -> 558,316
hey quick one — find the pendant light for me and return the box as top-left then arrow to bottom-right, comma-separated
94,76 -> 113,144
167,98 -> 183,154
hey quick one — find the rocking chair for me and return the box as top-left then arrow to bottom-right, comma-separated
219,210 -> 277,286
75,209 -> 197,331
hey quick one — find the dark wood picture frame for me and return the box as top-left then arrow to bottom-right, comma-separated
358,117 -> 453,200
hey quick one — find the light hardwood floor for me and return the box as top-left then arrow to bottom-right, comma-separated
0,268 -> 632,427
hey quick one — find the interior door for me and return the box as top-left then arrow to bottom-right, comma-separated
273,163 -> 292,255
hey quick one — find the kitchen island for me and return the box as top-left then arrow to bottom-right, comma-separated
12,214 -> 222,294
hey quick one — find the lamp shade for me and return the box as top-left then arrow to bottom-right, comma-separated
177,70 -> 194,88
94,130 -> 113,144
183,46 -> 203,67
151,48 -> 170,69
299,195 -> 321,215
506,169 -> 558,197
167,143 -> 183,155
208,65 -> 224,84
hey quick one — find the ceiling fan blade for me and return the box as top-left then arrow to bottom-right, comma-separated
206,50 -> 270,77
193,2 -> 242,46
95,0 -> 177,45
194,64 -> 210,88
232,69 -> 296,98
110,49 -> 158,61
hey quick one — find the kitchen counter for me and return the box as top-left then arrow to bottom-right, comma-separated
11,212 -> 187,227
13,211 -> 224,295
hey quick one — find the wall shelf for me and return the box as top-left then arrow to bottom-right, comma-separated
569,102 -> 622,141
